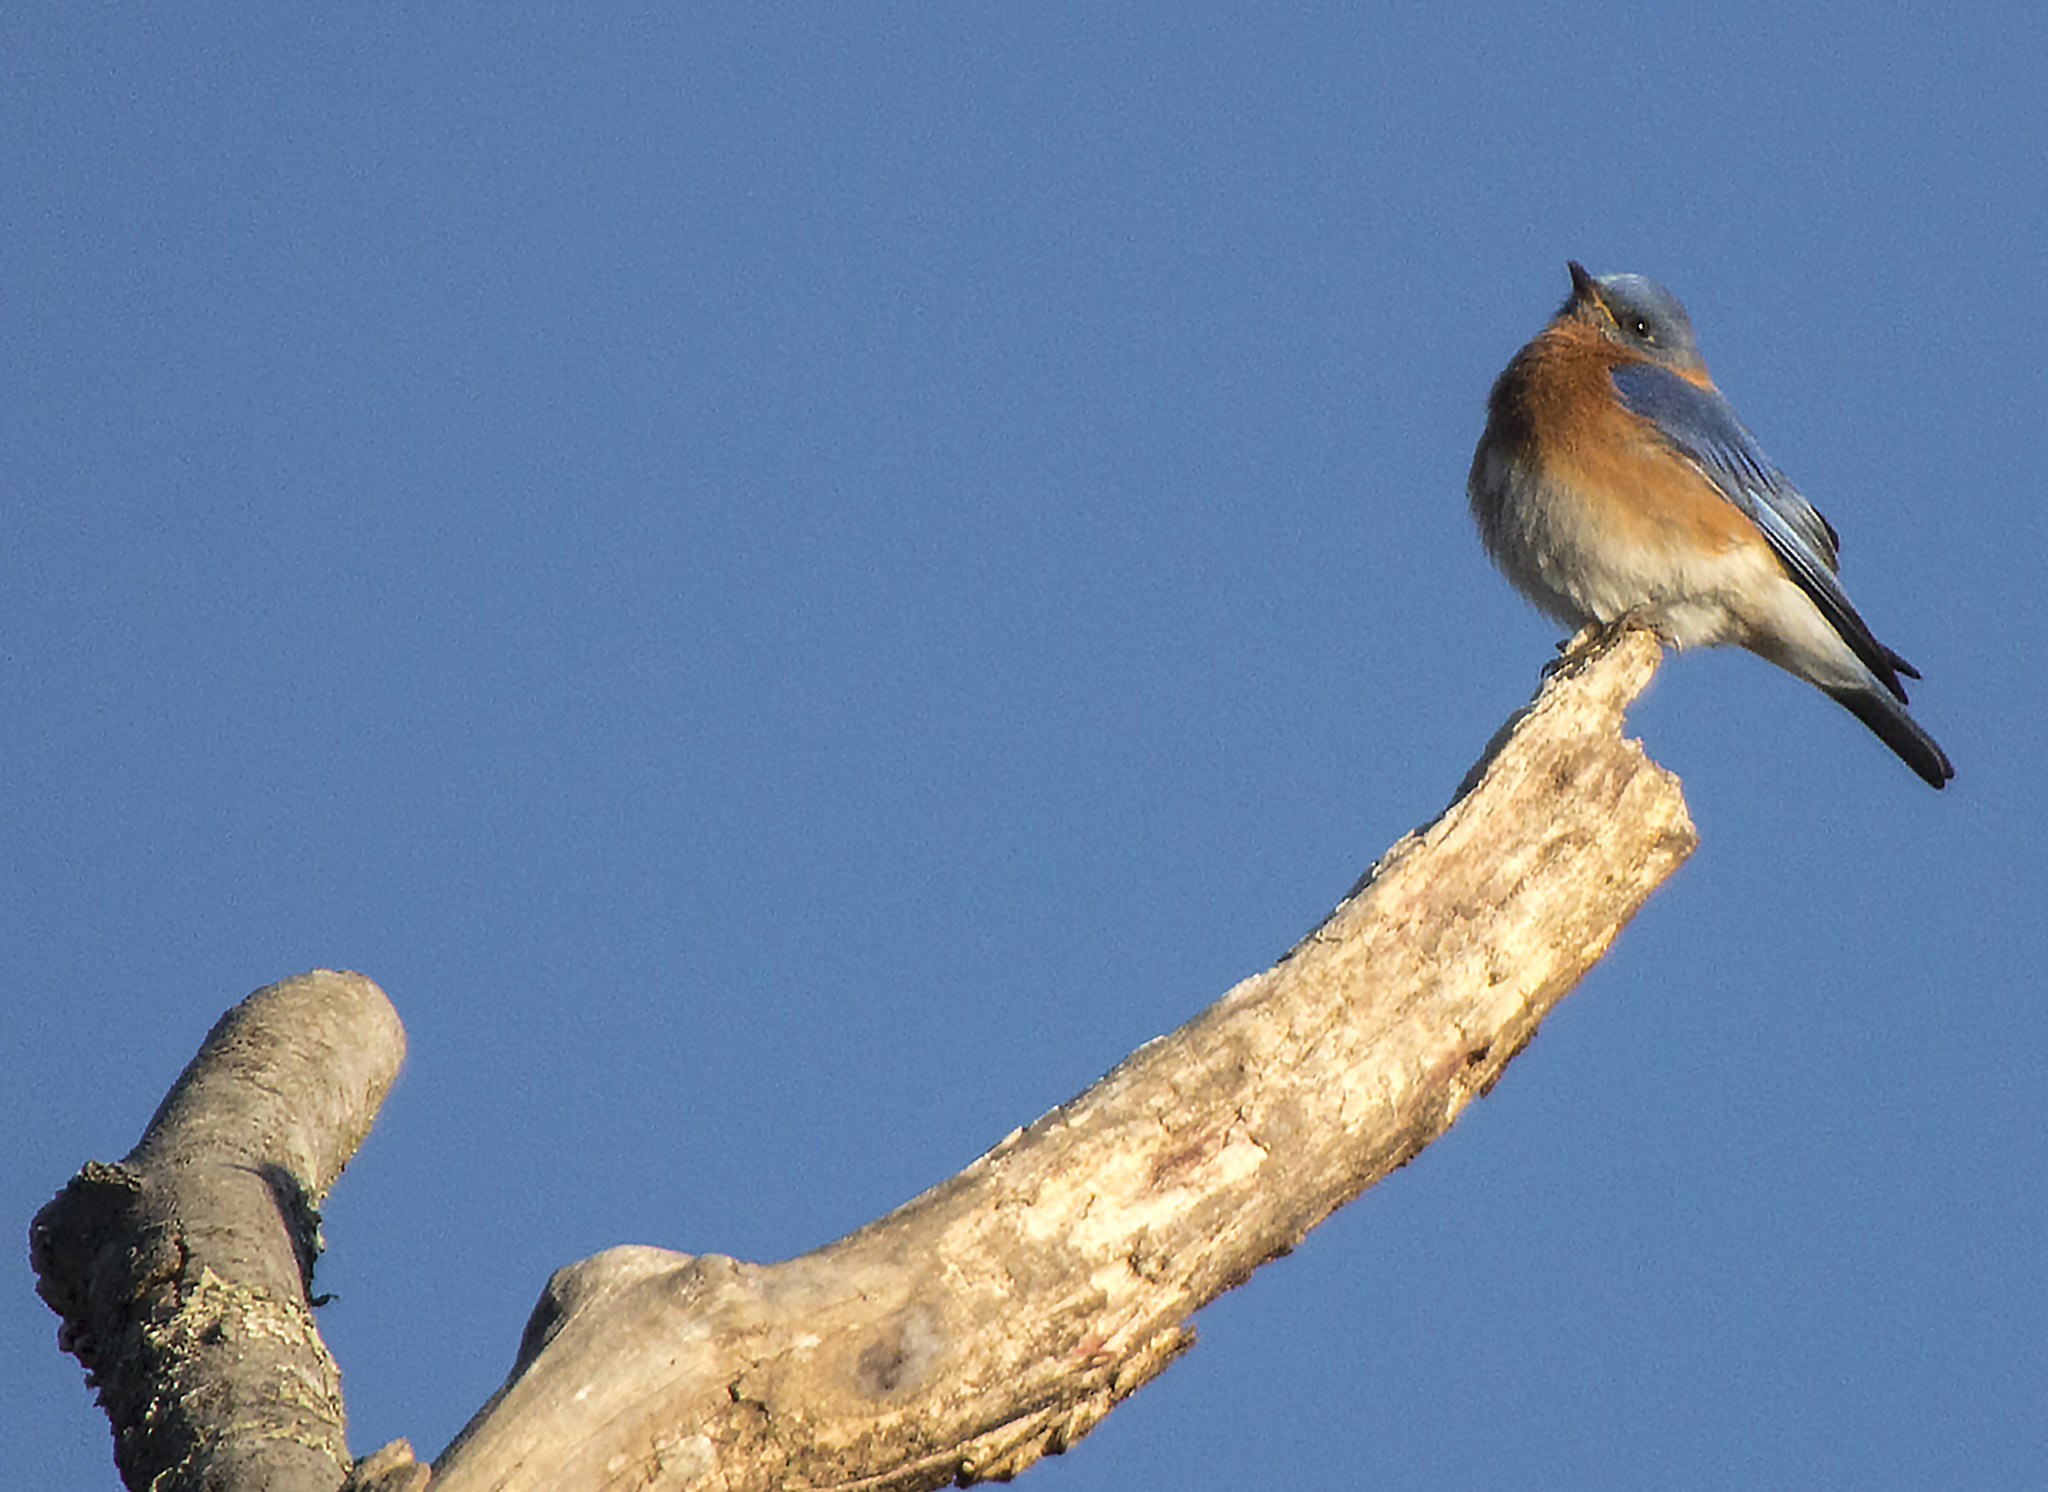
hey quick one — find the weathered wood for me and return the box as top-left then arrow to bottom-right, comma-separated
428,626 -> 1692,1490
35,626 -> 1693,1492
31,970 -> 405,1492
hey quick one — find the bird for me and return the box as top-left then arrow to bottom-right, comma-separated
1468,261 -> 1953,788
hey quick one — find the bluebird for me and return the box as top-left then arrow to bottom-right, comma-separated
1469,261 -> 1952,788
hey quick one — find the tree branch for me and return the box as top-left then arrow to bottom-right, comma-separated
31,970 -> 404,1492
429,626 -> 1694,1488
33,626 -> 1693,1492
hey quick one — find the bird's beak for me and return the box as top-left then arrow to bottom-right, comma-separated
1565,260 -> 1616,330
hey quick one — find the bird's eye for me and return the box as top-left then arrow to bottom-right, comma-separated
1631,317 -> 1655,342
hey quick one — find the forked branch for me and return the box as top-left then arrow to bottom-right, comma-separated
33,626 -> 1692,1492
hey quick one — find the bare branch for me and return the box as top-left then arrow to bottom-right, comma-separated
32,970 -> 405,1492
432,626 -> 1693,1489
33,627 -> 1692,1492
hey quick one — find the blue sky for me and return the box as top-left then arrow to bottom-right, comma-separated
8,7 -> 2044,1487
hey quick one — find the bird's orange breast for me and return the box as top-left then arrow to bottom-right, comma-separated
1507,326 -> 1763,561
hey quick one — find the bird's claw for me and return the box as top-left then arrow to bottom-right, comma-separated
1540,611 -> 1672,678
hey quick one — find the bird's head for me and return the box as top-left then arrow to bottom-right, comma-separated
1562,261 -> 1709,378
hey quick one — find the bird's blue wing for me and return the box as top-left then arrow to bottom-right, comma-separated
1607,361 -> 1911,699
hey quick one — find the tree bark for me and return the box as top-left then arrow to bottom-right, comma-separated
31,969 -> 404,1492
33,627 -> 1693,1492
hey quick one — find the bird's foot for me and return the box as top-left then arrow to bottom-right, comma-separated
1541,609 -> 1673,678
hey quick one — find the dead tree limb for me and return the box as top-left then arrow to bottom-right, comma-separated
33,626 -> 1693,1492
31,970 -> 404,1492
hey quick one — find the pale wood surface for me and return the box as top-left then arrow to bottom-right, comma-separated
34,626 -> 1692,1492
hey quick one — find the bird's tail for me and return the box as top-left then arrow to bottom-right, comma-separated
1826,685 -> 1954,789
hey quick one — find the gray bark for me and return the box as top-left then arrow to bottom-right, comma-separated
31,970 -> 403,1492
